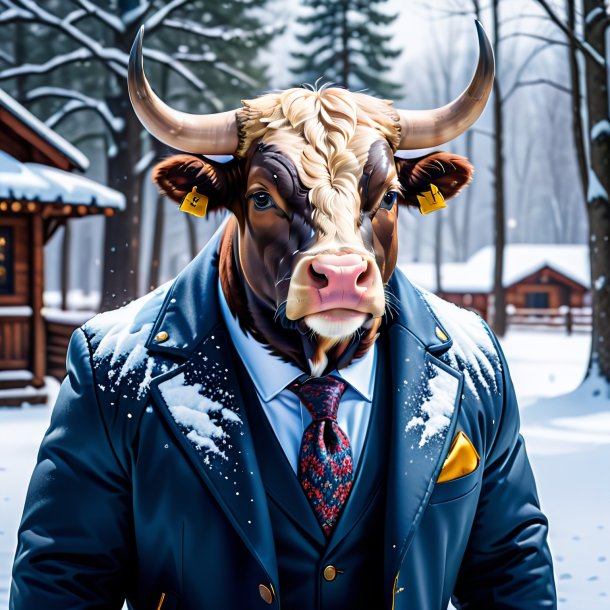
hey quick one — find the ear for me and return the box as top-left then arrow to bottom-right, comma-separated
152,154 -> 243,212
395,152 -> 474,209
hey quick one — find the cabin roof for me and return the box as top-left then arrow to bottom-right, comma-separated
400,244 -> 590,293
0,88 -> 89,172
0,151 -> 124,209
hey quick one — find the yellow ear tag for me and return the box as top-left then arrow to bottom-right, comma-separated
179,186 -> 209,217
417,184 -> 447,215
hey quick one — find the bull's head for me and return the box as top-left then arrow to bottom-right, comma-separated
128,23 -> 494,376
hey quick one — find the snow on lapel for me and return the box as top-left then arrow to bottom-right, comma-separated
402,288 -> 500,448
156,333 -> 244,464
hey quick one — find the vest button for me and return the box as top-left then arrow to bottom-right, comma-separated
323,565 -> 338,581
259,584 -> 274,604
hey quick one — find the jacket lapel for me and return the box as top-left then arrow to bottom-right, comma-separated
149,323 -> 278,588
383,273 -> 464,602
145,222 -> 278,588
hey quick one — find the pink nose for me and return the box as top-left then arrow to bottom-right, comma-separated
309,254 -> 374,305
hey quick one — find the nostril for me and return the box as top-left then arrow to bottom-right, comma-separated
356,262 -> 373,288
309,264 -> 329,288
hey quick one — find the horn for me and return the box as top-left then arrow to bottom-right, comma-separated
128,26 -> 239,154
397,20 -> 495,150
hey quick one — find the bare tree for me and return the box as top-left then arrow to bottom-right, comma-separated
536,0 -> 610,384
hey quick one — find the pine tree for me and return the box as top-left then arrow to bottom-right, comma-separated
292,0 -> 401,98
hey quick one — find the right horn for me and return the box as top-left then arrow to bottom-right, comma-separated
128,26 -> 240,154
397,20 -> 495,150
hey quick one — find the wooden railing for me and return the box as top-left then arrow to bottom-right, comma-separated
506,306 -> 592,334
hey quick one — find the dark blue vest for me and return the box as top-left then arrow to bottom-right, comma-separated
236,335 -> 390,610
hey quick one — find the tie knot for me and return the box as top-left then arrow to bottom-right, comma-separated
289,375 -> 348,422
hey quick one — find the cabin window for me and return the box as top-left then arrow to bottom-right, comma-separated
525,291 -> 549,308
0,226 -> 14,295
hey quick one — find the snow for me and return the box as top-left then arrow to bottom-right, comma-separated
0,371 -> 31,382
591,119 -> 610,141
401,244 -> 591,293
585,6 -> 605,25
582,42 -> 606,67
0,151 -> 125,209
0,87 -> 89,171
0,307 -> 32,317
0,328 -> 608,608
594,276 -> 606,291
42,308 -> 96,325
421,289 -> 498,397
159,372 -> 242,459
587,168 -> 609,203
406,362 -> 460,447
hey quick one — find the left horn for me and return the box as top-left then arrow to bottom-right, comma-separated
128,26 -> 239,154
397,20 -> 495,150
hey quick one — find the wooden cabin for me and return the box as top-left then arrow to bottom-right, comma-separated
400,244 -> 590,325
0,88 -> 124,407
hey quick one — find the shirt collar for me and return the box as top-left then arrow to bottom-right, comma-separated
218,279 -> 376,402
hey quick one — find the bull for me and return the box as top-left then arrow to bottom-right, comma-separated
10,21 -> 556,610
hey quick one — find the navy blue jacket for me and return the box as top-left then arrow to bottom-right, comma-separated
10,226 -> 556,609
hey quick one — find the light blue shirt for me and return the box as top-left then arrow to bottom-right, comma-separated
218,280 -> 376,473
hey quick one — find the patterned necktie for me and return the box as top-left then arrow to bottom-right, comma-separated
289,375 -> 353,537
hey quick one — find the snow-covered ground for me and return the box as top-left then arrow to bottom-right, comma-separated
0,329 -> 608,608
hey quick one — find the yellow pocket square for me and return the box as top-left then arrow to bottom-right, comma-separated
437,431 -> 480,483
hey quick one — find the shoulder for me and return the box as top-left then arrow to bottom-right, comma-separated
416,287 -> 503,398
80,282 -> 176,406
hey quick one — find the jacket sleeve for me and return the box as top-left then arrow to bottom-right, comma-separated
452,333 -> 557,609
10,328 -> 132,610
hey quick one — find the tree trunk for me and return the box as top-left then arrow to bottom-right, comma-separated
100,5 -> 142,311
434,212 -> 443,294
567,0 -> 589,200
491,0 -> 506,336
583,0 -> 610,382
340,0 -> 350,88
101,94 -> 142,310
149,192 -> 166,291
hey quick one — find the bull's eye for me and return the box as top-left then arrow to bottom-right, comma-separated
380,190 -> 398,210
251,191 -> 275,211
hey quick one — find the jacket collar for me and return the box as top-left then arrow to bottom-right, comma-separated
145,220 -> 454,361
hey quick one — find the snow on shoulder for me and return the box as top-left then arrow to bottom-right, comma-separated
84,282 -> 173,399
420,288 -> 500,397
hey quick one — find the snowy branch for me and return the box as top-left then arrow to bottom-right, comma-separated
503,78 -> 572,103
535,0 -> 606,67
163,18 -> 280,42
69,0 -> 125,33
3,0 -> 129,78
173,52 -> 260,88
0,48 -> 96,81
134,149 -> 156,176
25,86 -> 125,133
0,48 -> 13,64
143,0 -> 190,33
121,2 -> 151,27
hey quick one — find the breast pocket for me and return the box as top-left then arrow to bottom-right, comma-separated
428,465 -> 481,505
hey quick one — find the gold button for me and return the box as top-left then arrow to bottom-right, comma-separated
259,584 -> 274,604
154,330 -> 169,343
323,565 -> 337,581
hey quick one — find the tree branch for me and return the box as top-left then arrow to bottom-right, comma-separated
25,86 -> 125,133
499,32 -> 569,46
143,0 -> 191,33
0,48 -> 95,80
536,0 -> 606,66
503,78 -> 572,103
67,0 -> 125,33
